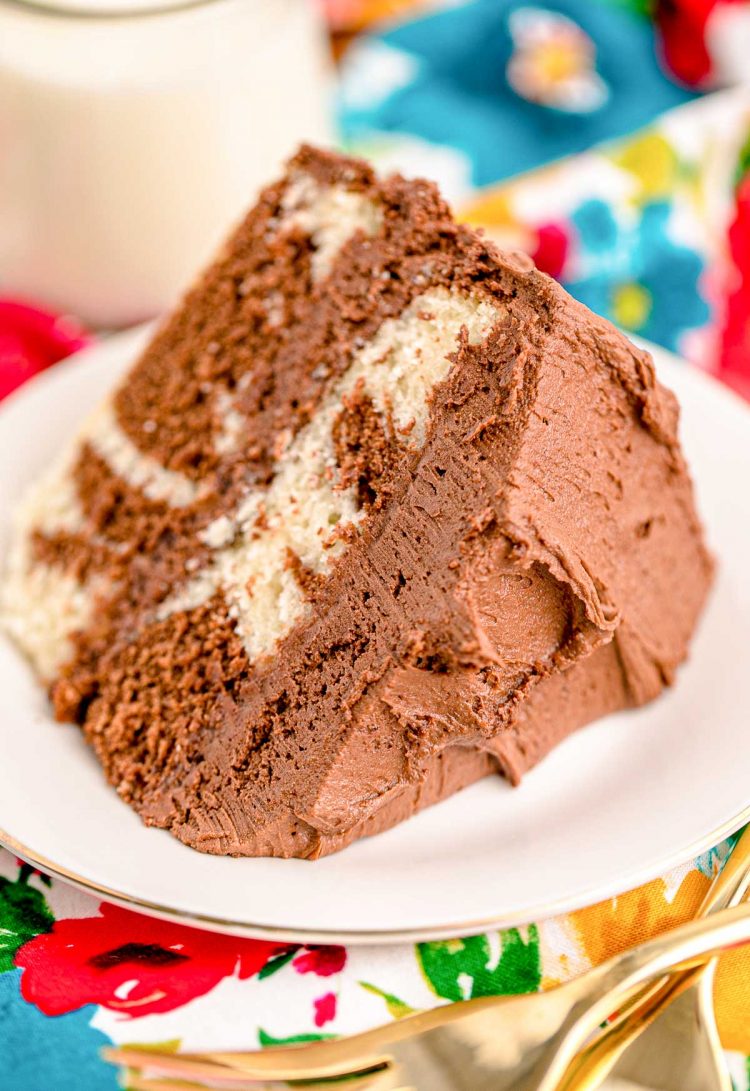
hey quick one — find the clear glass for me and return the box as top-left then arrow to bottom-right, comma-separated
0,0 -> 333,325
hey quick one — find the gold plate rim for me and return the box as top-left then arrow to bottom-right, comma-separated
2,809 -> 748,945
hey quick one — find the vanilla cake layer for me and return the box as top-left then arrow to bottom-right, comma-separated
0,148 -> 713,858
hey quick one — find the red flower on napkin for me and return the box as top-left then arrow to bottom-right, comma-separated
313,991 -> 337,1027
0,299 -> 90,402
293,944 -> 347,977
15,903 -> 288,1017
655,0 -> 748,87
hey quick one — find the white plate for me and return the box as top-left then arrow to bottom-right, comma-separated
0,329 -> 749,944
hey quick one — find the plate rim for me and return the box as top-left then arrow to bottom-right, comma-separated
0,330 -> 748,944
2,807 -> 748,944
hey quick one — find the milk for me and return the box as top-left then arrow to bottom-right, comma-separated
0,0 -> 333,326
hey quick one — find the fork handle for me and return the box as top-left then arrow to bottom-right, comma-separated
548,830 -> 750,1091
529,900 -> 750,1091
583,838 -> 750,1051
555,966 -> 721,1091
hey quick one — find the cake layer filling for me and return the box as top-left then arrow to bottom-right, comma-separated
280,173 -> 382,282
6,150 -> 505,682
85,400 -> 202,508
1,165 -> 390,678
1,445 -> 92,678
1,396 -> 205,678
112,163 -> 384,482
159,287 -> 500,660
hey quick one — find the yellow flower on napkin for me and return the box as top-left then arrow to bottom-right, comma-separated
568,869 -> 711,965
715,946 -> 750,1051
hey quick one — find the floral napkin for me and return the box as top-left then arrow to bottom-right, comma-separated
2,839 -> 749,1089
3,2 -> 750,1088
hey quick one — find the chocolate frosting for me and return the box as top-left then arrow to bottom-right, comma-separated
145,241 -> 712,857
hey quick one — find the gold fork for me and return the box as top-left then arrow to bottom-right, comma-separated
555,827 -> 750,1091
106,898 -> 750,1091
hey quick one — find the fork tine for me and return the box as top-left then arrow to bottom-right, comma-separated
106,1043 -> 394,1084
103,1048 -> 271,1085
125,1079 -> 311,1091
126,1078 -> 221,1091
124,1066 -> 403,1091
108,992 -> 558,1086
205,1053 -> 393,1082
198,997 -> 516,1080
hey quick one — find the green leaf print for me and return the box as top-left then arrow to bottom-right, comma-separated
358,981 -> 415,1019
417,927 -> 541,1002
258,948 -> 297,980
16,862 -> 51,888
259,1029 -> 336,1047
0,872 -> 54,974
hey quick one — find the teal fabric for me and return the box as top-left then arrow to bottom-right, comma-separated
339,0 -> 699,186
563,198 -> 711,351
0,970 -> 116,1091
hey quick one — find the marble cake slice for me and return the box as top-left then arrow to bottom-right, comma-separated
1,146 -> 713,858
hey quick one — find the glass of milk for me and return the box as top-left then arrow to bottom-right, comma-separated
0,0 -> 333,326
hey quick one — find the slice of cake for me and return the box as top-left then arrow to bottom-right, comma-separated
1,147 -> 713,858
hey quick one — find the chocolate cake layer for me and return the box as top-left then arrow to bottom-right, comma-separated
1,147 -> 713,858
